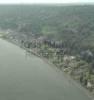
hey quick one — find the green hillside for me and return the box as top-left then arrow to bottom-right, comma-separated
0,5 -> 94,53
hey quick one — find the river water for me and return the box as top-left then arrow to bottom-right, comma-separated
0,39 -> 91,100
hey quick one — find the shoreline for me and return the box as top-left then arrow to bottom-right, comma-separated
27,48 -> 94,100
1,37 -> 94,100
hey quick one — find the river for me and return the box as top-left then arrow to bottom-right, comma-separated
0,39 -> 92,100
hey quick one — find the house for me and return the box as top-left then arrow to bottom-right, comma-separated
63,55 -> 76,62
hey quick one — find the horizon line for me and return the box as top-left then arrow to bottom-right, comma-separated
0,2 -> 94,5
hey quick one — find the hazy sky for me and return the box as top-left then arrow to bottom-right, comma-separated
0,0 -> 94,4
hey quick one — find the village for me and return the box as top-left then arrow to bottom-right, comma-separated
19,35 -> 94,94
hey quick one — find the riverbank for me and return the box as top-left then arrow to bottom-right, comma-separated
1,36 -> 94,99
0,37 -> 93,100
24,48 -> 94,100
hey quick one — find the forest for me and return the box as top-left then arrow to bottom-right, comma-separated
0,5 -> 94,53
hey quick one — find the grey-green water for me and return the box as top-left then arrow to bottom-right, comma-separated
0,39 -> 91,100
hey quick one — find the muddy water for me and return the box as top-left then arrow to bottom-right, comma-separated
0,39 -> 91,100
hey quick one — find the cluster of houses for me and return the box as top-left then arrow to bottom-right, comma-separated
20,36 -> 94,92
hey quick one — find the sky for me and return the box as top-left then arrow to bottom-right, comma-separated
0,0 -> 94,4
